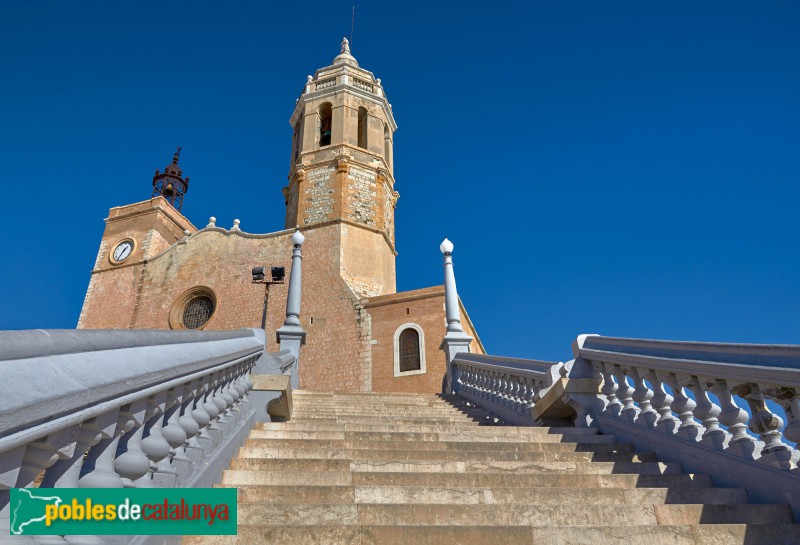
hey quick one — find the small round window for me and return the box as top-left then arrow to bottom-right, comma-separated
169,286 -> 217,330
182,296 -> 214,329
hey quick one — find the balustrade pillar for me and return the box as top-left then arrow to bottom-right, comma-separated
78,407 -> 128,489
611,365 -> 638,423
737,383 -> 798,469
646,370 -> 679,434
113,399 -> 150,486
664,374 -> 703,441
138,392 -> 170,488
630,367 -> 658,428
598,363 -> 622,417
686,377 -> 729,450
705,379 -> 758,460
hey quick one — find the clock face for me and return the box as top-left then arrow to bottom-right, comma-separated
111,239 -> 134,263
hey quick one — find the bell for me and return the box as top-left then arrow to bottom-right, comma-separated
163,182 -> 174,197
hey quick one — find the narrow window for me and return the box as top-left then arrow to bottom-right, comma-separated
357,107 -> 368,149
399,328 -> 421,372
292,121 -> 301,163
383,123 -> 392,168
319,103 -> 332,147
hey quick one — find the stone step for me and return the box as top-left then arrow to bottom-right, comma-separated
286,416 -> 468,424
184,523 -> 800,545
231,458 -> 683,475
227,484 -> 749,506
233,502 -> 793,527
291,407 -> 467,414
241,438 -> 623,452
254,422 -> 598,435
247,430 -> 614,444
222,469 -> 711,489
237,445 -> 657,463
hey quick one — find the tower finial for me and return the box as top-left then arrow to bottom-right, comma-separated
173,146 -> 182,164
341,36 -> 350,55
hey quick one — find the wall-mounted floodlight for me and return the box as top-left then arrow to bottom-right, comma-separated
251,265 -> 287,330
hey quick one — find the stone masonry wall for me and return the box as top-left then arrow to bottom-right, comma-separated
346,165 -> 377,227
303,166 -> 335,225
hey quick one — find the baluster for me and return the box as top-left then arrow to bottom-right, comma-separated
480,370 -> 491,403
737,383 -> 798,469
191,376 -> 214,454
646,370 -> 679,434
158,385 -> 189,486
460,366 -> 471,394
685,377 -> 728,450
138,392 -> 170,488
497,371 -> 511,409
611,365 -> 638,423
178,379 -> 203,463
506,375 -> 520,413
78,407 -> 128,488
597,363 -> 622,417
215,369 -> 234,426
461,366 -> 471,396
664,373 -> 703,441
629,367 -> 658,428
491,371 -> 503,409
773,389 -> 800,446
522,376 -> 536,412
706,379 -> 758,459
202,373 -> 223,444
211,372 -> 232,432
478,369 -> 489,399
513,376 -> 526,414
113,399 -> 150,486
15,426 -> 80,493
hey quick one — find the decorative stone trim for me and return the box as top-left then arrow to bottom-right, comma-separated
393,323 -> 426,377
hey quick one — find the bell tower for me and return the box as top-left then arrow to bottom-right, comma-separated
152,147 -> 189,211
284,38 -> 399,297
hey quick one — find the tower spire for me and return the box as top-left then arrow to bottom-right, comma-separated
152,148 -> 190,211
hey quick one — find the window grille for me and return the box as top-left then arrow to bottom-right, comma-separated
399,328 -> 421,372
183,296 -> 214,329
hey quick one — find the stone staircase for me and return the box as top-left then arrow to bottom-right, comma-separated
186,391 -> 800,544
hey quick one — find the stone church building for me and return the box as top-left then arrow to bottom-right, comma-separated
77,39 -> 484,393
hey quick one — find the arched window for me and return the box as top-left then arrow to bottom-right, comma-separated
357,107 -> 368,149
319,103 -> 332,147
393,323 -> 426,377
383,123 -> 392,169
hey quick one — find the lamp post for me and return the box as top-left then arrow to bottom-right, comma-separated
439,238 -> 473,395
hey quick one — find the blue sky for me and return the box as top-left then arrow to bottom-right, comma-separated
1,2 -> 797,361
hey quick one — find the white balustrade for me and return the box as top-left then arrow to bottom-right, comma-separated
0,328 -> 270,541
451,353 -> 562,426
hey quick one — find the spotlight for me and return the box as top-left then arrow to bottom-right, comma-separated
271,267 -> 285,282
252,266 -> 266,282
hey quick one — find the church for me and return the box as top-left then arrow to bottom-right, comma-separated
76,38 -> 484,393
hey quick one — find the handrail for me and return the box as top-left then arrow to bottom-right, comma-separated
451,353 -> 563,426
0,327 -> 267,542
572,334 -> 800,467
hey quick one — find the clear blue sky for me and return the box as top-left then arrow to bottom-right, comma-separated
1,2 -> 797,361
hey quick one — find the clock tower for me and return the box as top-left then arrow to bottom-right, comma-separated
77,151 -> 196,329
283,38 -> 399,297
